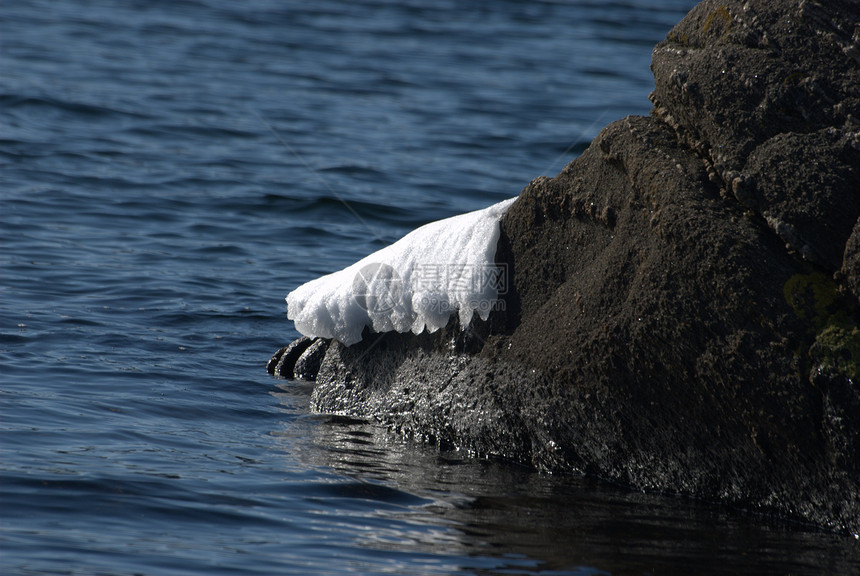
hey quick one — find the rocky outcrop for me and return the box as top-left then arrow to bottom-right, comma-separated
270,0 -> 860,534
650,0 -> 860,273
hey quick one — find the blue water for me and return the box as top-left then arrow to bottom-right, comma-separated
2,1 -> 858,574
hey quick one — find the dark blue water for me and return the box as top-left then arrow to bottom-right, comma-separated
3,1 -> 858,574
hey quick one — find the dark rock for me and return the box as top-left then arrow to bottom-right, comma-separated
267,336 -> 331,380
266,346 -> 288,375
293,337 -> 328,381
650,0 -> 860,270
845,219 -> 860,303
267,336 -> 314,379
270,0 -> 860,534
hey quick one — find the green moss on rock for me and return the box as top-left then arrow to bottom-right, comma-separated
811,322 -> 860,382
783,272 -> 839,330
784,272 -> 860,382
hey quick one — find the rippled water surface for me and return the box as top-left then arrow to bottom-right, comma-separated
3,1 -> 858,574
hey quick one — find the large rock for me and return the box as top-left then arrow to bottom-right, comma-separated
270,0 -> 860,533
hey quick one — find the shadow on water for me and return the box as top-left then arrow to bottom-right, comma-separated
270,383 -> 859,576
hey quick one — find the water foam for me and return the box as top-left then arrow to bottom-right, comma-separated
286,197 -> 517,345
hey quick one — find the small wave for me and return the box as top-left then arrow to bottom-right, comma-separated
263,193 -> 416,223
319,163 -> 387,179
0,94 -> 151,121
296,479 -> 433,508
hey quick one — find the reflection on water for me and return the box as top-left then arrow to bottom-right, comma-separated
271,383 -> 859,575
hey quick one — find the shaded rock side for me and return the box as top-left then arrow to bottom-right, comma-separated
494,115 -> 859,533
270,0 -> 860,533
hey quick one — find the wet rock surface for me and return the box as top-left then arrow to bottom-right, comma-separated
270,0 -> 860,533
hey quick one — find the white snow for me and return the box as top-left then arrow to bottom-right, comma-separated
286,196 -> 517,345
